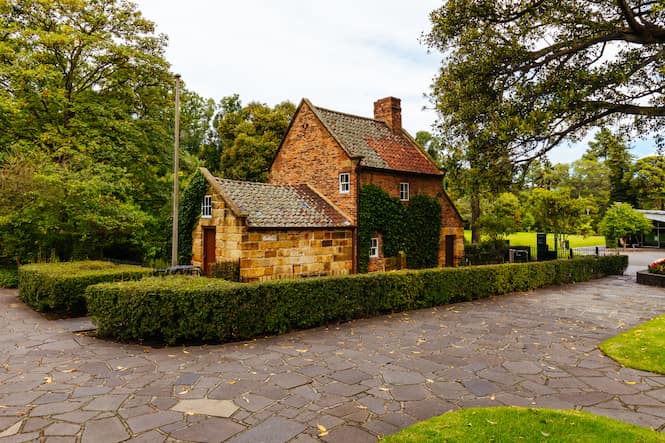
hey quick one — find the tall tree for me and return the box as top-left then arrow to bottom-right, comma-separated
587,128 -> 635,205
599,202 -> 652,247
633,155 -> 665,210
0,0 -> 175,262
215,97 -> 295,182
426,0 -> 665,163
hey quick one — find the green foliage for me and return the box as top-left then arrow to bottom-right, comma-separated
19,261 -> 151,316
588,129 -> 635,205
426,0 -> 665,164
599,203 -> 653,247
0,0 -> 180,263
358,186 -> 442,271
464,240 -> 510,265
86,256 -> 627,344
479,192 -> 521,239
528,188 -> 588,237
403,195 -> 442,269
177,171 -> 208,264
0,268 -> 18,288
210,260 -> 240,282
358,185 -> 406,272
216,97 -> 295,181
383,407 -> 665,443
0,155 -> 155,262
633,156 -> 665,210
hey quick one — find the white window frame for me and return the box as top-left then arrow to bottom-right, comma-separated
339,173 -> 350,194
201,195 -> 213,218
400,182 -> 409,201
370,237 -> 379,258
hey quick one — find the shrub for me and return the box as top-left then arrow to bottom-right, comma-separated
19,261 -> 152,315
0,268 -> 18,288
86,255 -> 627,345
210,260 -> 240,281
648,258 -> 665,275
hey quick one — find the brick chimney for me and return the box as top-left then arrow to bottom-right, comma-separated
373,97 -> 402,134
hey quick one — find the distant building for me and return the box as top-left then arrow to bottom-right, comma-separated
637,209 -> 665,248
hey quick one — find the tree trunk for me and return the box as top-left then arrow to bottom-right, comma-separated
471,193 -> 481,243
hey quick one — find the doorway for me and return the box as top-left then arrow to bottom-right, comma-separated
445,235 -> 455,267
203,227 -> 216,276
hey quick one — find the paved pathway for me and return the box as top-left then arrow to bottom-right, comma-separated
1,267 -> 665,442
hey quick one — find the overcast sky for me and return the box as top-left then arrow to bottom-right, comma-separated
133,0 -> 655,164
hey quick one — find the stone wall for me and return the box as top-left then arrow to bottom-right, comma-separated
192,185 -> 354,281
269,101 -> 357,224
192,188 -> 246,269
238,229 -> 354,282
361,170 -> 465,267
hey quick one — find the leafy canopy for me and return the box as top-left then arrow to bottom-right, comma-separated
599,202 -> 652,246
426,0 -> 665,162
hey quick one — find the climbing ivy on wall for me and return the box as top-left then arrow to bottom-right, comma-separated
358,185 -> 441,272
177,171 -> 208,264
404,195 -> 442,269
359,185 -> 405,272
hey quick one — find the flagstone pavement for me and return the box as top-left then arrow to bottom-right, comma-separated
1,270 -> 665,442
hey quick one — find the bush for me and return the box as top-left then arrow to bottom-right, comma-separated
210,260 -> 240,281
19,261 -> 152,315
464,239 -> 510,265
0,268 -> 18,288
86,255 -> 627,345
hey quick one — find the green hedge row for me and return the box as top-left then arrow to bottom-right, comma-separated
85,255 -> 627,345
0,268 -> 19,288
19,261 -> 152,315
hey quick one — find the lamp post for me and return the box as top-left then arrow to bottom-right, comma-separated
171,73 -> 181,267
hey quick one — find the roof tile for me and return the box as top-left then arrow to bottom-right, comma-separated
214,178 -> 350,228
312,105 -> 441,175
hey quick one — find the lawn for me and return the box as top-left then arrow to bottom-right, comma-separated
382,407 -> 665,442
464,231 -> 606,250
600,314 -> 665,374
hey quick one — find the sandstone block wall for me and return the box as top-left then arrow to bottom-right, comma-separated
238,229 -> 354,282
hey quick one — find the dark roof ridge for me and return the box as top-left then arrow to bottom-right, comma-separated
311,103 -> 390,126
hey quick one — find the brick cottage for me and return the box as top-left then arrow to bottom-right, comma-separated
192,97 -> 464,281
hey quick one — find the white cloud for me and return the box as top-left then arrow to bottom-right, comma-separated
133,0 -> 442,134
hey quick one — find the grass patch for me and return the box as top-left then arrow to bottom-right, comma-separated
0,268 -> 18,288
600,314 -> 665,374
382,407 -> 665,442
464,231 -> 606,249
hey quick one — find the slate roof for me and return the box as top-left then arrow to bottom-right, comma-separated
310,103 -> 442,176
213,177 -> 351,228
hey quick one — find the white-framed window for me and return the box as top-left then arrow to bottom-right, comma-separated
370,237 -> 379,258
201,195 -> 212,218
339,173 -> 350,194
400,182 -> 409,201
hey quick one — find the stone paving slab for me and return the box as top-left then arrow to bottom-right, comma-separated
1,268 -> 665,441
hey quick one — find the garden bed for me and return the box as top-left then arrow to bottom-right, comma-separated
636,270 -> 665,287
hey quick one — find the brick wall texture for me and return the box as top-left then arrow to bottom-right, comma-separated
270,101 -> 358,224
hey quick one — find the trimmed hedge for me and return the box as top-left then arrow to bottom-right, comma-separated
85,255 -> 627,345
19,261 -> 152,315
0,268 -> 18,288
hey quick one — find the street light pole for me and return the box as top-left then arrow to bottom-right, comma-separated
171,73 -> 181,267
